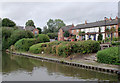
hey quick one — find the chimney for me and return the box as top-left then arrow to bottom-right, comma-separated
85,20 -> 87,24
115,16 -> 118,20
110,17 -> 112,20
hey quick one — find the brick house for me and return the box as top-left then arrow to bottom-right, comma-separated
71,16 -> 119,41
58,16 -> 119,41
58,24 -> 74,41
25,26 -> 39,35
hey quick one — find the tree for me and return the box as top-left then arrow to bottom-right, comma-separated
47,19 -> 65,33
110,27 -> 116,41
2,18 -> 16,27
98,27 -> 103,41
64,31 -> 70,37
42,26 -> 48,34
37,27 -> 42,34
25,20 -> 35,27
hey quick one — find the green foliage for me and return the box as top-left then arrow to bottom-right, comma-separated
47,33 -> 58,39
46,19 -> 65,33
112,37 -> 118,41
45,41 -> 65,54
25,20 -> 35,27
37,27 -> 42,34
111,42 -> 120,46
79,31 -> 85,36
56,40 -> 100,57
42,26 -> 48,34
15,38 -> 36,51
97,47 -> 120,65
8,30 -> 34,47
98,27 -> 103,41
36,34 -> 50,43
2,27 -> 34,50
29,43 -> 48,54
64,31 -> 70,37
29,40 -> 100,58
2,18 -> 16,27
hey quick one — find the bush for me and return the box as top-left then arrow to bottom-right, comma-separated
56,40 -> 100,57
46,41 -> 67,54
47,33 -> 58,39
97,47 -> 120,65
112,37 -> 118,41
112,42 -> 120,46
76,40 -> 100,54
14,38 -> 36,51
2,27 -> 34,50
56,43 -> 74,57
8,30 -> 34,47
36,34 -> 50,43
29,43 -> 48,54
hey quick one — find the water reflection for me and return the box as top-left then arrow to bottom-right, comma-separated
2,52 -> 118,81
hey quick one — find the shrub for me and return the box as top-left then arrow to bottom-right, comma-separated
56,43 -> 74,57
14,38 -> 36,51
112,42 -> 120,46
97,47 -> 120,65
76,40 -> 100,54
47,33 -> 58,39
112,37 -> 118,41
56,40 -> 100,57
36,34 -> 50,43
46,41 -> 67,54
8,30 -> 34,47
29,43 -> 48,54
2,27 -> 34,50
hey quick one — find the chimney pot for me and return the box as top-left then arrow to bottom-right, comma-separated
85,20 -> 87,24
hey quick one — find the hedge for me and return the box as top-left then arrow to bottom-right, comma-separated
29,40 -> 100,57
46,41 -> 66,54
56,40 -> 100,57
36,34 -> 50,43
29,43 -> 48,54
97,47 -> 120,65
14,38 -> 36,51
112,42 -> 120,46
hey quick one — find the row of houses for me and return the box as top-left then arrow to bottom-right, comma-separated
58,16 -> 119,41
17,26 -> 39,35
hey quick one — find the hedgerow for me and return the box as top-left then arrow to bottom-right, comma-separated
97,47 -> 120,65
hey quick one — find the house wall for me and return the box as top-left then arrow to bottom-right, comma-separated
58,29 -> 64,41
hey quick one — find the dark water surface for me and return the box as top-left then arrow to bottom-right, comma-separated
2,52 -> 119,81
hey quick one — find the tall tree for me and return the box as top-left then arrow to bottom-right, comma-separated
2,18 -> 16,27
37,27 -> 42,34
47,19 -> 65,33
42,26 -> 48,34
25,20 -> 35,27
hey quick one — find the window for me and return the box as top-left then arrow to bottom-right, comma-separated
72,30 -> 74,33
35,31 -> 38,34
76,29 -> 79,33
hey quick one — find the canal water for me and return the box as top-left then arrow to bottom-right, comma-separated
2,52 -> 119,81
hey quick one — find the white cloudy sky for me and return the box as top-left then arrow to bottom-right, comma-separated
0,0 -> 119,29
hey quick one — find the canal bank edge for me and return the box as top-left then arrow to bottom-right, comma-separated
6,50 -> 120,75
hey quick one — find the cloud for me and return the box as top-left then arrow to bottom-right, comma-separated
0,2 -> 118,29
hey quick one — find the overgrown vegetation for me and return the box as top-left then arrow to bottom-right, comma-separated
2,27 -> 34,50
97,47 -> 120,65
14,34 -> 50,51
14,38 -> 36,51
29,40 -> 100,57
